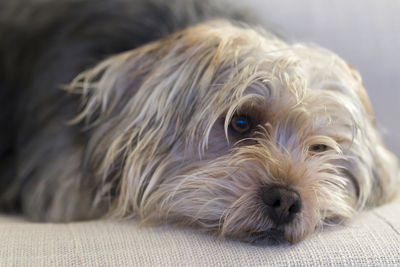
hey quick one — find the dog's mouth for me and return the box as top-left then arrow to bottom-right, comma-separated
245,229 -> 289,246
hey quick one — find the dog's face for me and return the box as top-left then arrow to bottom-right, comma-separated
70,20 -> 399,243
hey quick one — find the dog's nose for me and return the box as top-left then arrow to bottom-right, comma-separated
260,185 -> 302,225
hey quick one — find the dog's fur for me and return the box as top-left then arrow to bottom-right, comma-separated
0,0 -> 399,244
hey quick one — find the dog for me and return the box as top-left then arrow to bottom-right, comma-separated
0,0 -> 399,244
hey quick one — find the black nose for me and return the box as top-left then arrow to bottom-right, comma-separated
260,185 -> 302,225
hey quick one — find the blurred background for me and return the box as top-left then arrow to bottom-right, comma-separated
240,0 -> 400,156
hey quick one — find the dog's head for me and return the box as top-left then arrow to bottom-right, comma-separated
69,20 -> 399,243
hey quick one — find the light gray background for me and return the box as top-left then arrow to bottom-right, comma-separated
240,0 -> 400,156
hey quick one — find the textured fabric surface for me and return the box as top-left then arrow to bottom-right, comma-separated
1,199 -> 399,266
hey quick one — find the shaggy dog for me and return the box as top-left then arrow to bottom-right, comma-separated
0,0 -> 399,244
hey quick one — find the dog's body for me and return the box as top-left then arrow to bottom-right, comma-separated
0,0 -> 399,244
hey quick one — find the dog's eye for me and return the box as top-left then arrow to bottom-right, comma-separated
230,115 -> 253,134
309,144 -> 328,153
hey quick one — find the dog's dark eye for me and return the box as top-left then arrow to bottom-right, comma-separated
230,115 -> 252,134
309,144 -> 328,153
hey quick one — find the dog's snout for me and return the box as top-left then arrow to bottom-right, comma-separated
260,185 -> 302,225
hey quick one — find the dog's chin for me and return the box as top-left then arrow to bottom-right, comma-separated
241,229 -> 289,246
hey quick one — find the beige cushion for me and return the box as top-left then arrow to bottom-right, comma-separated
1,198 -> 399,266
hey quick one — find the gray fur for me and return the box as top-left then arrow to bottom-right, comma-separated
0,0 -> 257,218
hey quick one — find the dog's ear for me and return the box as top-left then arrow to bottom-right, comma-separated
346,62 -> 375,121
346,63 -> 400,205
64,28 -> 222,216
